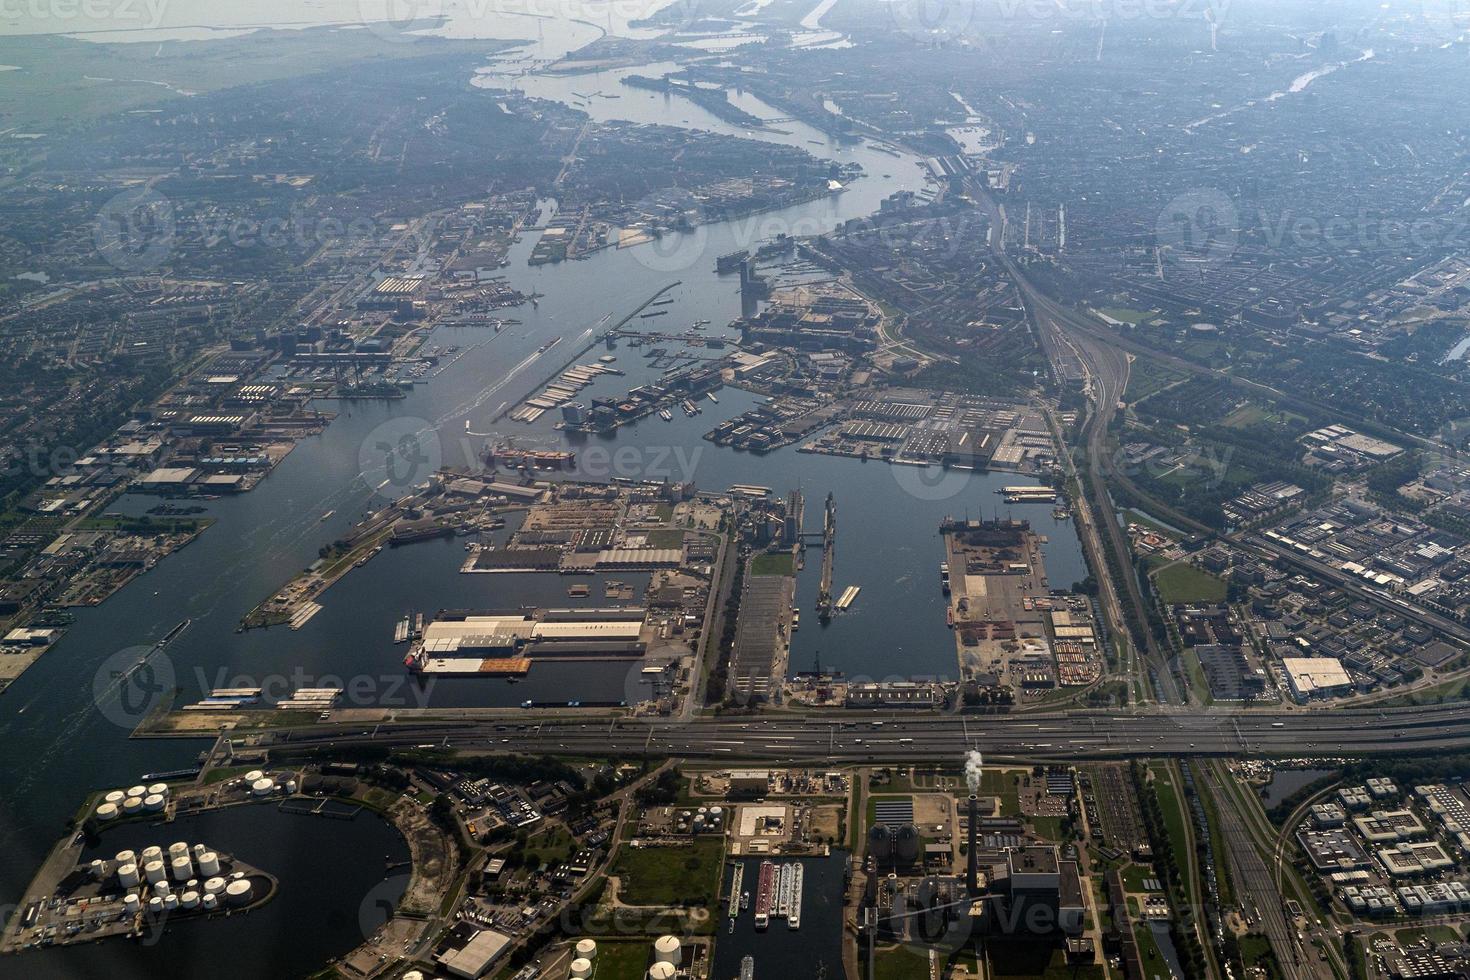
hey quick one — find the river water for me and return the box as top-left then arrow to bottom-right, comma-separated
0,12 -> 1086,976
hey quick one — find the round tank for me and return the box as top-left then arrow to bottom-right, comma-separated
163,894 -> 179,911
126,785 -> 147,799
648,964 -> 677,980
95,802 -> 119,821
403,973 -> 424,980
895,824 -> 921,865
123,894 -> 141,912
868,823 -> 892,863
171,856 -> 193,881
152,880 -> 170,897
169,842 -> 189,858
141,846 -> 163,864
142,793 -> 165,811
653,935 -> 681,966
180,891 -> 200,909
244,769 -> 264,783
148,896 -> 163,913
144,860 -> 167,884
203,876 -> 226,895
117,863 -> 140,888
709,806 -> 723,816
286,780 -> 298,793
570,958 -> 593,979
115,849 -> 136,865
148,783 -> 169,798
575,938 -> 598,960
104,790 -> 127,805
224,879 -> 252,905
250,778 -> 274,797
198,852 -> 221,876
192,843 -> 207,857
89,859 -> 107,879
202,892 -> 219,910
122,797 -> 143,815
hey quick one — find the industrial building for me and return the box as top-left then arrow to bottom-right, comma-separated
405,608 -> 648,675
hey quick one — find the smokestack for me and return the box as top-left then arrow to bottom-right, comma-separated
966,794 -> 979,894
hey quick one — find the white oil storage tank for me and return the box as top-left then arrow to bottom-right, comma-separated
197,852 -> 221,876
224,879 -> 252,905
148,783 -> 169,798
142,794 -> 165,812
123,894 -> 141,913
147,896 -> 163,913
168,842 -> 189,859
89,859 -> 107,880
163,894 -> 179,911
570,958 -> 593,979
117,863 -> 140,889
115,849 -> 136,866
141,846 -> 163,864
143,860 -> 167,884
250,778 -> 274,797
648,964 -> 677,980
244,770 -> 264,783
202,893 -> 219,911
171,857 -> 193,881
180,891 -> 200,909
126,785 -> 147,799
95,802 -> 118,821
122,797 -> 143,816
653,935 -> 681,966
104,789 -> 126,805
575,939 -> 598,960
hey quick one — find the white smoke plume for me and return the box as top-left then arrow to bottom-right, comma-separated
964,750 -> 984,793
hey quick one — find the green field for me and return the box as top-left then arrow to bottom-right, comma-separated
750,552 -> 795,576
1152,561 -> 1227,604
609,837 -> 724,907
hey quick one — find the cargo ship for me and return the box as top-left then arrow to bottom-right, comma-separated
716,249 -> 748,273
788,862 -> 803,930
776,863 -> 793,918
728,862 -> 744,918
753,860 -> 775,929
740,955 -> 754,980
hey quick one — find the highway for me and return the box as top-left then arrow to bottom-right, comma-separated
268,700 -> 1470,763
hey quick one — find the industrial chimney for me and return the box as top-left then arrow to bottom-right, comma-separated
966,794 -> 979,894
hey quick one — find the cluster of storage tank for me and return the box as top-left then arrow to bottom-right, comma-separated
567,938 -> 598,979
647,935 -> 681,978
244,769 -> 296,797
93,782 -> 172,821
92,841 -> 250,915
674,805 -> 724,835
867,822 -> 921,865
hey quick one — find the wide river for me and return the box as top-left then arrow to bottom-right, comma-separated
0,9 -> 1087,975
